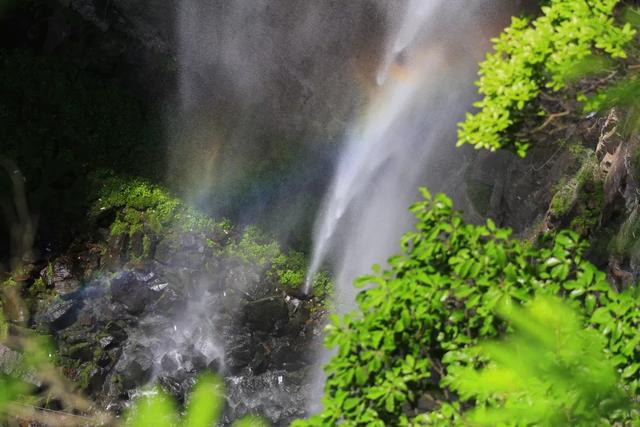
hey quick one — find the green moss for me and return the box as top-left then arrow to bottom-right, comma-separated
27,277 -> 49,298
270,251 -> 306,289
568,142 -> 588,159
76,362 -> 95,391
268,249 -> 334,308
91,174 -> 231,261
549,177 -> 576,218
550,153 -> 603,231
631,143 -> 640,181
1,277 -> 18,288
142,235 -> 152,258
0,302 -> 8,341
610,209 -> 640,258
222,226 -> 281,267
92,174 -> 223,235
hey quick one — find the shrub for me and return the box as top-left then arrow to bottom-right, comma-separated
222,226 -> 281,268
457,0 -> 634,156
443,297 -> 633,426
293,189 -> 640,426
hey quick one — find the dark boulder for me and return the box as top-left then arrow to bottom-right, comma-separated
244,297 -> 288,332
115,347 -> 153,390
41,299 -> 80,331
41,261 -> 81,296
110,271 -> 162,315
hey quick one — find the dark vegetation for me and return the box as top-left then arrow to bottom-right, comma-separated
0,0 -> 164,262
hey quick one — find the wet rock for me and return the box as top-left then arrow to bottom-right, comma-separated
110,271 -> 159,314
245,297 -> 289,331
183,350 -> 208,373
154,238 -> 175,265
207,358 -> 221,373
41,262 -> 72,286
86,367 -> 107,394
158,376 -> 188,401
249,347 -> 269,374
40,261 -> 81,296
105,322 -> 128,344
134,270 -> 155,283
225,369 -> 310,426
161,353 -> 179,372
106,233 -> 129,268
42,299 -> 80,330
99,335 -> 115,349
54,278 -> 82,296
225,335 -> 255,373
181,234 -> 196,248
130,230 -> 145,258
65,342 -> 93,361
271,344 -> 302,368
116,348 -> 153,390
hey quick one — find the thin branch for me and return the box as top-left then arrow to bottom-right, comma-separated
533,110 -> 571,132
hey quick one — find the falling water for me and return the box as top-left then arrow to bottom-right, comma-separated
169,0 -> 517,420
304,0 -> 513,302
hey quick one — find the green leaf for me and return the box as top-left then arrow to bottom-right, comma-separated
591,307 -> 613,325
183,374 -> 224,427
127,389 -> 177,427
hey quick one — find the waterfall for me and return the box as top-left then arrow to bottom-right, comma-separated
302,1 -> 517,414
170,0 -> 516,420
304,0 -> 512,303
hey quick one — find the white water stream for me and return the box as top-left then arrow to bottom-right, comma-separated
171,0 -> 517,419
304,1 -> 492,303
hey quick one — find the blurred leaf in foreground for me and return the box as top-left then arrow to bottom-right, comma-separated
450,296 -> 634,426
127,374 -> 269,427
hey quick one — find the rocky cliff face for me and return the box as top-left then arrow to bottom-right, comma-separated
57,0 -> 390,137
464,107 -> 640,287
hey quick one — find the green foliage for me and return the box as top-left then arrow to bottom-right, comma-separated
127,390 -> 178,427
609,207 -> 640,257
549,153 -> 604,236
295,189 -> 640,426
127,374 -> 267,427
90,174 -> 231,260
182,374 -> 224,427
271,251 -> 307,289
223,226 -> 281,267
270,251 -> 333,297
447,296 -> 633,425
457,0 -> 634,155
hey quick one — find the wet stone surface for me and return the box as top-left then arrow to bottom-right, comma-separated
27,229 -> 324,426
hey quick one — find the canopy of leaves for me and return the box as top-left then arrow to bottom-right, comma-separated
457,0 -> 634,156
293,190 -> 640,426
